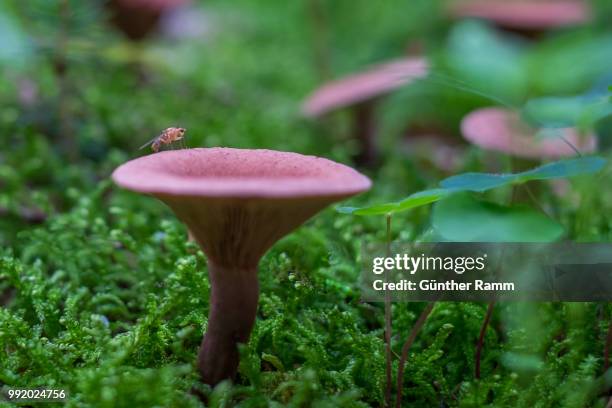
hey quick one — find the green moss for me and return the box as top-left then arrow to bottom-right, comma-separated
2,0 -> 612,406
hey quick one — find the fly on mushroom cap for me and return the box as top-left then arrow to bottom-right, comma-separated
139,127 -> 187,152
112,147 -> 371,386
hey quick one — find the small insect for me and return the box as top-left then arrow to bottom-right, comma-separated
139,127 -> 186,152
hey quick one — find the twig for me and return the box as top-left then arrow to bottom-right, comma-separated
605,321 -> 612,408
384,214 -> 393,408
395,302 -> 435,408
55,0 -> 77,160
475,301 -> 495,379
523,184 -> 550,217
0,206 -> 47,224
604,319 -> 612,372
473,181 -> 518,379
559,135 -> 582,157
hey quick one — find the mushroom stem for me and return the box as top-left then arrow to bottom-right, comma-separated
354,101 -> 378,167
197,261 -> 259,386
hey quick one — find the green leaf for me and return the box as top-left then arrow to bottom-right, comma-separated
336,202 -> 399,216
439,173 -> 515,192
522,76 -> 612,131
261,353 -> 285,372
0,8 -> 33,69
335,206 -> 364,215
523,95 -> 612,130
522,96 -> 586,129
528,32 -> 612,95
500,352 -> 544,372
395,189 -> 451,212
445,21 -> 528,104
440,157 -> 606,193
516,156 -> 607,182
336,189 -> 450,216
432,194 -> 564,242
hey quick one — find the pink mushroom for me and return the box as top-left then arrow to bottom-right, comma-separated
448,0 -> 590,37
108,0 -> 190,40
111,148 -> 371,385
461,107 -> 596,159
302,57 -> 429,166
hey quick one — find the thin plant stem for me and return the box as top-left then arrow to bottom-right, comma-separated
305,0 -> 331,81
523,184 -> 549,217
56,0 -> 77,160
604,319 -> 612,372
354,102 -> 378,167
473,245 -> 508,379
475,301 -> 495,379
559,135 -> 582,157
605,319 -> 612,407
474,180 -> 518,380
395,302 -> 435,408
384,214 -> 393,408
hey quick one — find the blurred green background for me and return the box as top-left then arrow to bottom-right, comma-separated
1,0 -> 612,406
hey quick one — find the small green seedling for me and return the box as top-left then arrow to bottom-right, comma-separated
336,188 -> 450,216
440,156 -> 606,192
337,156 -> 607,216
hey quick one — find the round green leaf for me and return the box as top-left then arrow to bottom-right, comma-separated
522,96 -> 586,128
432,194 -> 564,242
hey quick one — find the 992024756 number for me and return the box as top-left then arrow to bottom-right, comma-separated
5,388 -> 67,401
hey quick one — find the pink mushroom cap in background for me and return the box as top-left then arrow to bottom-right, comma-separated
302,57 -> 429,117
461,108 -> 596,159
114,0 -> 190,12
449,0 -> 590,30
108,0 -> 190,40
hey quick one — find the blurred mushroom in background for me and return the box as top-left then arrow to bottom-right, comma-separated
302,57 -> 428,167
447,0 -> 591,38
107,0 -> 191,41
461,107 -> 597,160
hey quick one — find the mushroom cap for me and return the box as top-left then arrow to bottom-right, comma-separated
108,0 -> 190,40
461,108 -> 597,159
302,57 -> 429,117
449,0 -> 590,31
112,148 -> 371,267
112,148 -> 371,198
114,0 -> 189,11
